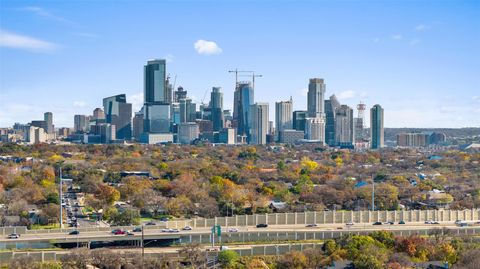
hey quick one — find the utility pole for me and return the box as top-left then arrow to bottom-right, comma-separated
371,175 -> 375,211
59,167 -> 63,229
141,225 -> 145,269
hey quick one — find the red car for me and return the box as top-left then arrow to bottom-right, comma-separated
113,230 -> 126,235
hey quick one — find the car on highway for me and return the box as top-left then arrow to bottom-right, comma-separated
69,230 -> 80,235
398,220 -> 406,224
373,222 -> 382,225
111,229 -> 122,234
145,221 -> 156,226
113,230 -> 126,235
228,228 -> 239,232
346,222 -> 354,226
306,224 -> 318,227
160,217 -> 169,222
256,223 -> 268,228
126,231 -> 135,236
169,229 -> 179,233
425,220 -> 440,224
383,221 -> 394,225
7,233 -> 20,239
161,228 -> 169,232
182,226 -> 193,230
132,227 -> 142,232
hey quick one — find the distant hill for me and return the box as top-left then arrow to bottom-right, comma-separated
384,127 -> 480,141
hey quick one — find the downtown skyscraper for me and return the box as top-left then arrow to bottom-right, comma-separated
143,59 -> 171,134
233,82 -> 254,139
249,102 -> 269,145
275,97 -> 293,141
103,94 -> 132,140
210,87 -> 224,131
370,104 -> 384,149
307,78 -> 326,118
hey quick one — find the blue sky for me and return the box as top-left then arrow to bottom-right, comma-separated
1,0 -> 479,128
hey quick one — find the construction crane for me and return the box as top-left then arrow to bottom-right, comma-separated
238,73 -> 263,90
228,69 -> 262,90
200,89 -> 208,106
228,69 -> 254,87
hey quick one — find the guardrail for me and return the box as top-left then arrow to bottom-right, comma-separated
0,243 -> 323,265
2,209 -> 479,235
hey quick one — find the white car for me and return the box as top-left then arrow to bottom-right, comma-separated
7,233 -> 20,239
161,228 -> 169,232
182,226 -> 192,230
228,228 -> 239,232
346,222 -> 354,226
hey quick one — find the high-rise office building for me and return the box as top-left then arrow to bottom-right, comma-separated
178,122 -> 199,144
74,115 -> 88,133
275,97 -> 293,141
233,82 -> 254,138
370,104 -> 384,149
31,120 -> 47,132
179,98 -> 196,123
210,87 -> 224,131
93,108 -> 105,120
334,105 -> 354,147
103,94 -> 132,140
248,102 -> 269,145
44,112 -> 53,134
132,112 -> 144,141
144,104 -> 170,133
293,110 -> 308,132
144,59 -> 168,104
307,78 -> 326,118
325,95 -> 340,146
305,117 -> 325,143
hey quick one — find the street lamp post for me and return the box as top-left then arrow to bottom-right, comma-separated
141,225 -> 157,269
59,167 -> 63,229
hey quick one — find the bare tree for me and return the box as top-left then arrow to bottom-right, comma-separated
179,243 -> 206,269
61,248 -> 91,269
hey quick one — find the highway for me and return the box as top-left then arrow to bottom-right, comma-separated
1,222 -> 477,245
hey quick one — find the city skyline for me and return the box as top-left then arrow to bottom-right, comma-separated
1,1 -> 479,128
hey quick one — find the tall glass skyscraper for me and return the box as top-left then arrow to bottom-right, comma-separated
233,82 -> 254,137
334,105 -> 354,147
325,95 -> 340,146
370,104 -> 384,149
144,59 -> 167,104
210,87 -> 224,131
307,78 -> 326,118
249,102 -> 269,145
143,59 -> 171,134
44,112 -> 53,134
103,94 -> 132,140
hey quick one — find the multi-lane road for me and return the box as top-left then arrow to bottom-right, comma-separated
1,222 -> 477,245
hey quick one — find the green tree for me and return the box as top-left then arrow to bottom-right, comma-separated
218,250 -> 239,268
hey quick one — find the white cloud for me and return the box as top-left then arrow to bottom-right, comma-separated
73,101 -> 87,108
22,6 -> 73,24
129,92 -> 144,112
415,24 -> 430,32
194,39 -> 222,55
0,29 -> 58,52
337,90 -> 356,100
391,34 -> 403,40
